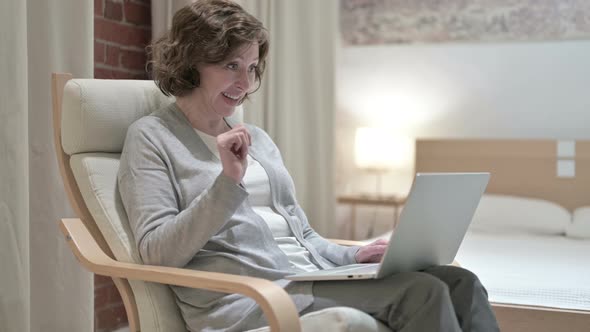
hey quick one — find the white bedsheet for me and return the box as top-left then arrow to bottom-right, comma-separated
456,231 -> 590,310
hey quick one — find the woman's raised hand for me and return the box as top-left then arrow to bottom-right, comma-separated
216,125 -> 251,184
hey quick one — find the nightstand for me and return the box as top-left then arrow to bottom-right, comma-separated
337,194 -> 406,240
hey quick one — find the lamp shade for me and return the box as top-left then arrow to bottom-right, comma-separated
355,127 -> 395,171
354,127 -> 411,171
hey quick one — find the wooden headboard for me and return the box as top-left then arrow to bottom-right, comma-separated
415,139 -> 590,211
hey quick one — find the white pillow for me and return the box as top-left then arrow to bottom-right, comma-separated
566,207 -> 590,239
470,194 -> 571,235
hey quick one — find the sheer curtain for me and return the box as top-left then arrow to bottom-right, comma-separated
153,0 -> 339,236
151,0 -> 195,40
0,1 -> 93,331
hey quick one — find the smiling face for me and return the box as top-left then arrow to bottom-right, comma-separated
193,42 -> 260,119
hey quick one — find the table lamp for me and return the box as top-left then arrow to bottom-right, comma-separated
354,127 -> 398,197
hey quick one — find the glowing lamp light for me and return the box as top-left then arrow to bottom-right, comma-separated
355,127 -> 396,171
354,127 -> 412,195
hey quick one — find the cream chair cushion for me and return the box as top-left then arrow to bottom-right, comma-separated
63,78 -> 392,332
250,307 -> 390,332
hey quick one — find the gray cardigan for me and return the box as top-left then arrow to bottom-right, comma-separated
118,103 -> 360,332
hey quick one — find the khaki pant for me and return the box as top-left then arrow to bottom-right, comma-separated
302,265 -> 500,332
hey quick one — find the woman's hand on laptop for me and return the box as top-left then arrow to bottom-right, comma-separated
355,239 -> 389,263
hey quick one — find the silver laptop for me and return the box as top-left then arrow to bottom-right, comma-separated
286,172 -> 490,281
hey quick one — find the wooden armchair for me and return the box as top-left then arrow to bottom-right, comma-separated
51,73 -> 391,332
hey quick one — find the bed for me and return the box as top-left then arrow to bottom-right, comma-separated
415,139 -> 590,332
457,232 -> 590,311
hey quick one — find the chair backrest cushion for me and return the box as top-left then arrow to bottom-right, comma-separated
61,78 -> 243,155
62,79 -> 173,155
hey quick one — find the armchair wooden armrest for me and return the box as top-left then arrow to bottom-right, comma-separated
59,218 -> 301,332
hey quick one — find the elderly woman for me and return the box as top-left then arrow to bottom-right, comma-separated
118,0 -> 499,331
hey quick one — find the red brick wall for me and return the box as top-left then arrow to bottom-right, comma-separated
94,0 -> 151,330
94,275 -> 128,332
95,0 -> 151,80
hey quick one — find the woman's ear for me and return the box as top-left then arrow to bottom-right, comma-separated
182,66 -> 199,88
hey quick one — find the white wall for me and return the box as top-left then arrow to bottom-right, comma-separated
335,40 -> 590,239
